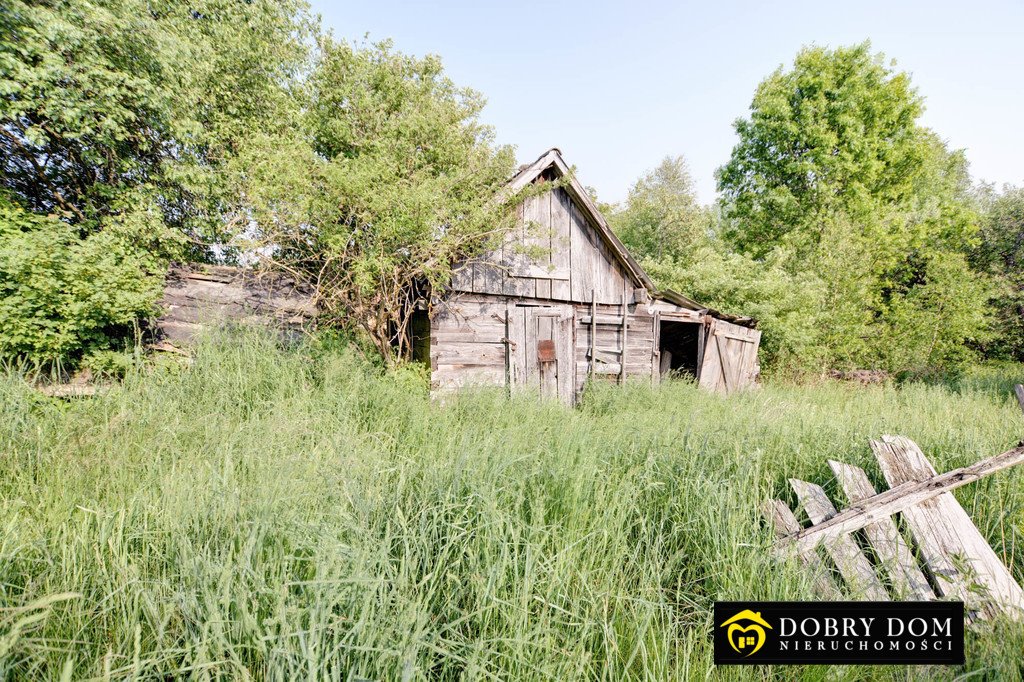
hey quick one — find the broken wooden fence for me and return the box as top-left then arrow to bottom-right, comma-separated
765,435 -> 1024,621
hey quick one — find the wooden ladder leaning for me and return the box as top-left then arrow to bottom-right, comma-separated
766,433 -> 1024,621
583,289 -> 629,383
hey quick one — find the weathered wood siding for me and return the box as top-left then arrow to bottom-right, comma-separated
430,294 -> 509,391
429,293 -> 662,399
156,264 -> 316,345
450,186 -> 636,305
572,301 -> 656,395
696,319 -> 761,395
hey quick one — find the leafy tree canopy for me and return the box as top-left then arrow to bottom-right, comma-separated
972,185 -> 1024,360
643,43 -> 995,374
717,42 -> 974,268
610,155 -> 709,262
236,38 -> 516,362
0,0 -> 311,366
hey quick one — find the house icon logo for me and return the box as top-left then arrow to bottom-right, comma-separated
719,609 -> 772,656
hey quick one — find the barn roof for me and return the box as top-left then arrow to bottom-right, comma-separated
507,148 -> 756,327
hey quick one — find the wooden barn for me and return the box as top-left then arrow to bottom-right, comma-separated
419,148 -> 761,404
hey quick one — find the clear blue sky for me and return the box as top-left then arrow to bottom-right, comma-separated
310,0 -> 1024,205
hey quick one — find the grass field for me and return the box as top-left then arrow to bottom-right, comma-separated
2,332 -> 1024,680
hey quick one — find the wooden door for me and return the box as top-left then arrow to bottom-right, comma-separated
697,318 -> 761,394
507,304 -> 575,404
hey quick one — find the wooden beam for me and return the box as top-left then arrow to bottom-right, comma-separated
828,459 -> 934,600
578,315 -> 626,326
775,440 -> 1024,556
762,499 -> 841,599
872,435 -> 1024,619
619,292 -> 627,385
790,479 -> 890,600
589,289 -> 596,381
1014,384 -> 1024,417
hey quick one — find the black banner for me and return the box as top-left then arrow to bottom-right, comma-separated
713,601 -> 964,665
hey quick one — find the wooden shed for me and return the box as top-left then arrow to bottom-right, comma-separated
420,148 -> 761,404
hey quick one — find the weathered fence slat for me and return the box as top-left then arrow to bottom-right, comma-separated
763,499 -> 842,599
873,435 -> 1024,618
790,479 -> 890,601
767,431 -> 1024,622
777,443 -> 1024,556
828,459 -> 934,600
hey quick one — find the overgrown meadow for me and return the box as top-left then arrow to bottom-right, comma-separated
2,332 -> 1024,680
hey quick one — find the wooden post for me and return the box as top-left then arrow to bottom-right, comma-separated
589,289 -> 596,381
695,315 -> 707,382
619,292 -> 628,385
1014,384 -> 1024,417
652,311 -> 660,384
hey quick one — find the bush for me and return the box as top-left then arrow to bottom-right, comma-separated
642,245 -> 827,374
0,194 -> 170,367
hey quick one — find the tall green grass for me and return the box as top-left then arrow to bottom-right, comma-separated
2,332 -> 1024,680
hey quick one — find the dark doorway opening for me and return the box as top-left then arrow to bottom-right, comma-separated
658,320 -> 701,379
408,307 -> 431,366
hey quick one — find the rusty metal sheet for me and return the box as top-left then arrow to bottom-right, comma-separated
537,339 -> 556,362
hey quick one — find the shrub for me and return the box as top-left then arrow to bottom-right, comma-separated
0,194 -> 170,367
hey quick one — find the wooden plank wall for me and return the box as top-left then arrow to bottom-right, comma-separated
450,187 -> 633,305
572,301 -> 656,395
156,264 -> 316,345
430,293 -> 659,399
430,294 -> 509,391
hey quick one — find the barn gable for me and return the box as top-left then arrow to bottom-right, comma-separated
428,148 -> 762,402
450,148 -> 651,305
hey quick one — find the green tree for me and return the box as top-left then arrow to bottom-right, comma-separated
237,39 -> 516,363
642,245 -> 826,372
716,42 -> 989,373
972,185 -> 1024,360
610,155 -> 708,262
0,191 -> 172,365
0,0 -> 311,365
717,43 -> 931,260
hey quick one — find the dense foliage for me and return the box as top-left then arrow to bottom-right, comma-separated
612,42 -> 1002,376
0,9 -> 1019,378
1,2 -> 514,367
0,0 -> 309,366
237,39 -> 516,362
609,155 -> 710,262
972,186 -> 1024,362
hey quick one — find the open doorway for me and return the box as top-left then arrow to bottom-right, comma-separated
658,320 -> 702,379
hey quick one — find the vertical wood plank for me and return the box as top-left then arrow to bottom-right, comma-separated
503,198 -> 534,298
535,191 -> 552,300
556,312 -> 575,405
508,305 -> 528,393
524,309 -> 539,391
828,459 -> 935,600
550,189 -> 572,301
790,479 -> 890,600
569,202 -> 595,301
619,292 -> 628,384
696,317 -> 705,381
538,314 -> 555,398
1015,384 -> 1024,417
697,319 -> 724,393
764,499 -> 842,599
589,290 -> 596,381
652,311 -> 661,384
